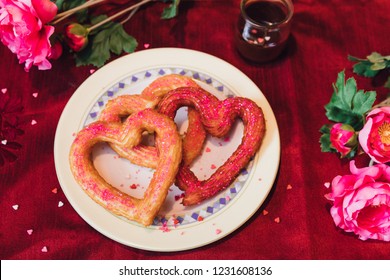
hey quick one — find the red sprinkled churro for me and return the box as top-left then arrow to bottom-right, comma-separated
158,87 -> 266,206
69,109 -> 182,226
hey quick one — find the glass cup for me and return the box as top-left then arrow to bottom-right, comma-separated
234,0 -> 294,63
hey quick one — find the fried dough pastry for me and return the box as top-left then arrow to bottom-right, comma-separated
99,74 -> 206,167
69,109 -> 182,226
158,87 -> 266,206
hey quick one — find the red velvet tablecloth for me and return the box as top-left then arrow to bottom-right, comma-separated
1,0 -> 390,260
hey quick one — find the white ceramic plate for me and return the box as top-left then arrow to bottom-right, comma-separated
54,48 -> 280,252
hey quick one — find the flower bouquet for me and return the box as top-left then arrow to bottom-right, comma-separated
0,0 -> 180,71
320,52 -> 390,241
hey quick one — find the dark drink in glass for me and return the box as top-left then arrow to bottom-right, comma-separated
235,0 -> 294,63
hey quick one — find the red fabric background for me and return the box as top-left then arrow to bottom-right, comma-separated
1,0 -> 390,259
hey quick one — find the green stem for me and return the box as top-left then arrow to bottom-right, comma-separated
87,0 -> 154,32
52,0 -> 106,25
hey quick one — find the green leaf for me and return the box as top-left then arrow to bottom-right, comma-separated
324,71 -> 376,130
161,0 -> 181,19
385,76 -> 390,89
352,89 -> 376,115
352,61 -> 379,77
74,22 -> 138,68
367,52 -> 386,63
109,24 -> 137,54
319,125 -> 336,153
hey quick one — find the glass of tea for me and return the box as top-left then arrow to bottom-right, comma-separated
235,0 -> 294,63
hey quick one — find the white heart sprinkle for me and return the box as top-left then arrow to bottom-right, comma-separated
27,229 -> 33,235
264,36 -> 271,41
12,204 -> 19,210
1,139 -> 7,145
41,246 -> 48,252
31,119 -> 37,125
58,201 -> 64,207
1,88 -> 7,94
32,92 -> 38,98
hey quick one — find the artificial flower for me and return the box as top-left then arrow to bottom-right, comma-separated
359,107 -> 390,164
325,160 -> 390,241
65,23 -> 89,52
0,0 -> 181,71
329,123 -> 357,157
0,0 -> 58,71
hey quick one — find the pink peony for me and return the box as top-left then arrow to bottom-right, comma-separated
0,0 -> 58,71
325,160 -> 390,241
359,107 -> 390,164
330,123 -> 357,157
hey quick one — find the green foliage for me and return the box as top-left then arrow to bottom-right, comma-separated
74,16 -> 137,67
348,52 -> 390,88
319,71 -> 376,158
324,71 -> 376,130
161,0 -> 181,19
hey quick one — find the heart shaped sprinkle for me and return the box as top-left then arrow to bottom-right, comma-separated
41,246 -> 48,252
143,43 -> 150,48
12,204 -> 19,210
1,139 -> 7,145
1,88 -> 7,94
158,87 -> 266,206
32,92 -> 38,98
52,188 -> 58,194
69,109 -> 182,226
58,201 -> 64,207
31,119 -> 37,125
27,229 -> 33,235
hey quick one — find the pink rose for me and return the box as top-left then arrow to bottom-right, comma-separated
325,160 -> 390,241
359,107 -> 390,164
330,123 -> 357,157
0,0 -> 58,71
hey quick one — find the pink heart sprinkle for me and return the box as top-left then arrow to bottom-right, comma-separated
211,164 -> 217,169
90,69 -> 96,74
52,188 -> 58,194
41,246 -> 48,252
287,184 -> 293,190
324,182 -> 330,188
274,217 -> 281,223
12,204 -> 19,210
144,43 -> 150,48
1,139 -> 7,145
31,119 -> 37,125
32,92 -> 38,98
205,147 -> 211,153
27,229 -> 33,235
215,229 -> 222,235
58,201 -> 64,207
262,209 -> 268,216
1,88 -> 7,94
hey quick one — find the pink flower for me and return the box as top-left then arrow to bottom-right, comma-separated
359,107 -> 390,164
330,123 -> 357,157
325,160 -> 390,241
65,23 -> 89,52
0,0 -> 58,71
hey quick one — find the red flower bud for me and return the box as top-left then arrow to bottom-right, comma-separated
48,40 -> 63,60
65,23 -> 89,52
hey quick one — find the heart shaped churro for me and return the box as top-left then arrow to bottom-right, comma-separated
99,74 -> 206,167
158,87 -> 266,206
69,109 -> 182,226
